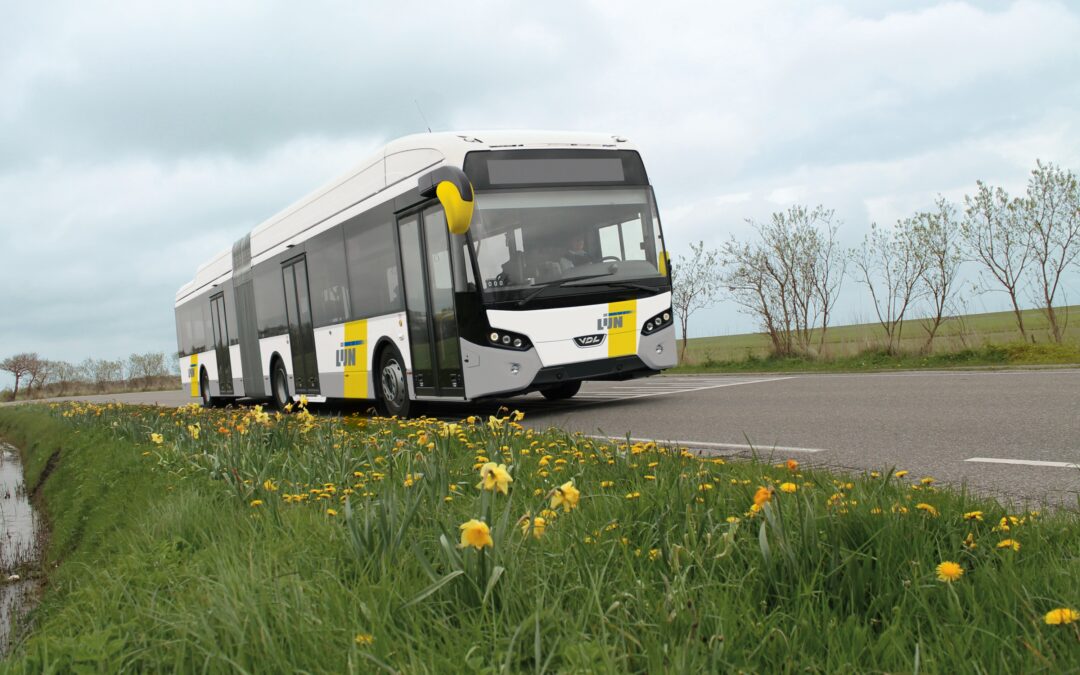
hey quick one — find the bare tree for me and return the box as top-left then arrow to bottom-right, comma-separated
852,220 -> 928,353
721,205 -> 845,357
810,211 -> 846,351
1,353 -> 37,400
961,181 -> 1032,338
670,241 -> 722,363
51,360 -> 81,397
82,358 -> 124,392
127,352 -> 170,389
1017,160 -> 1080,343
26,357 -> 52,397
914,197 -> 963,351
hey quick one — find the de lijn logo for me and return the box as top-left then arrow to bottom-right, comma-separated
597,310 -> 632,331
336,339 -> 364,367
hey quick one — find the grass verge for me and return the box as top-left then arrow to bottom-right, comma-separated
0,402 -> 1077,672
673,341 -> 1080,374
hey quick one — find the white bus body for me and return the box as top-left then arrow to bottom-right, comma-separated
175,131 -> 676,414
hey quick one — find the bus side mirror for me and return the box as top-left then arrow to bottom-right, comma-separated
419,167 -> 475,235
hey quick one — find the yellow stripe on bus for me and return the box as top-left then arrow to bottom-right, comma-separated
343,319 -> 369,399
606,299 -> 637,358
189,354 -> 199,397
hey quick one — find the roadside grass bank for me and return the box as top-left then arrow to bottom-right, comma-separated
673,341 -> 1080,374
0,404 -> 1077,672
678,304 -> 1080,373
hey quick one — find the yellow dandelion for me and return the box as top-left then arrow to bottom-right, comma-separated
1044,608 -> 1080,625
996,539 -> 1020,551
936,561 -> 963,583
326,508 -> 338,516
963,511 -> 983,521
249,499 -> 263,507
149,432 -> 163,445
354,633 -> 375,645
779,482 -> 797,494
916,503 -> 939,517
894,470 -> 909,478
753,486 -> 773,507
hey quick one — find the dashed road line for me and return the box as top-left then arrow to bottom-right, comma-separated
965,457 -> 1080,469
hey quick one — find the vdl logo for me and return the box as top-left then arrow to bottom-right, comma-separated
336,339 -> 364,367
597,310 -> 631,331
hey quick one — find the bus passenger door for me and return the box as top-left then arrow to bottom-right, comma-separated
398,207 -> 465,397
282,256 -> 321,395
209,293 -> 233,395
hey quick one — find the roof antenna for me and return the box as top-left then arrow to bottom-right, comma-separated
414,99 -> 432,133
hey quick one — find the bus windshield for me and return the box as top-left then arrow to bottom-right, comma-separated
467,188 -> 666,301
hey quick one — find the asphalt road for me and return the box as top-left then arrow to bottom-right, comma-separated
12,369 -> 1080,506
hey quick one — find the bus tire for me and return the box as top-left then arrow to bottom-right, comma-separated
376,346 -> 411,418
540,380 -> 581,401
270,359 -> 290,411
199,368 -> 218,408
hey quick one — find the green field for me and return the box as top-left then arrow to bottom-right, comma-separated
1,402 -> 1077,672
679,305 -> 1080,371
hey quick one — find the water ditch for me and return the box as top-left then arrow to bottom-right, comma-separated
0,442 -> 44,655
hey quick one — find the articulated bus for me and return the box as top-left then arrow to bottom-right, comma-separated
175,131 -> 676,416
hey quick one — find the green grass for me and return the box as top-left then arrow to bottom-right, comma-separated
1,403 -> 1078,672
678,305 -> 1080,373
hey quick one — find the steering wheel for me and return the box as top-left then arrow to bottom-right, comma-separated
601,255 -> 621,263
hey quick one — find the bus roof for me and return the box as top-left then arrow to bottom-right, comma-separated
176,131 -> 638,304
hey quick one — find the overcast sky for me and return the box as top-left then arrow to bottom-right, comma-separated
2,0 -> 1079,384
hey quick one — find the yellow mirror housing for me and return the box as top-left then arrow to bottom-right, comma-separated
418,166 -> 475,235
437,180 -> 474,235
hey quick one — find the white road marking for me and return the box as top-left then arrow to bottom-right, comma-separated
575,376 -> 794,402
584,434 -> 827,454
965,457 -> 1080,469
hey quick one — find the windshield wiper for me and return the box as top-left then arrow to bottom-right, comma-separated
563,278 -> 657,292
516,271 -> 616,307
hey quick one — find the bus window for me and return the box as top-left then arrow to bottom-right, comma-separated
307,228 -> 350,326
599,224 -> 621,259
620,217 -> 647,261
345,216 -> 404,318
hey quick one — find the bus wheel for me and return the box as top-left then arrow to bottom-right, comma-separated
376,347 -> 411,417
271,360 -> 290,411
199,369 -> 216,408
540,380 -> 581,401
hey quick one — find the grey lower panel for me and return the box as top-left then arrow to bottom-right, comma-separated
318,371 -> 346,398
639,325 -> 677,370
461,339 -> 543,400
